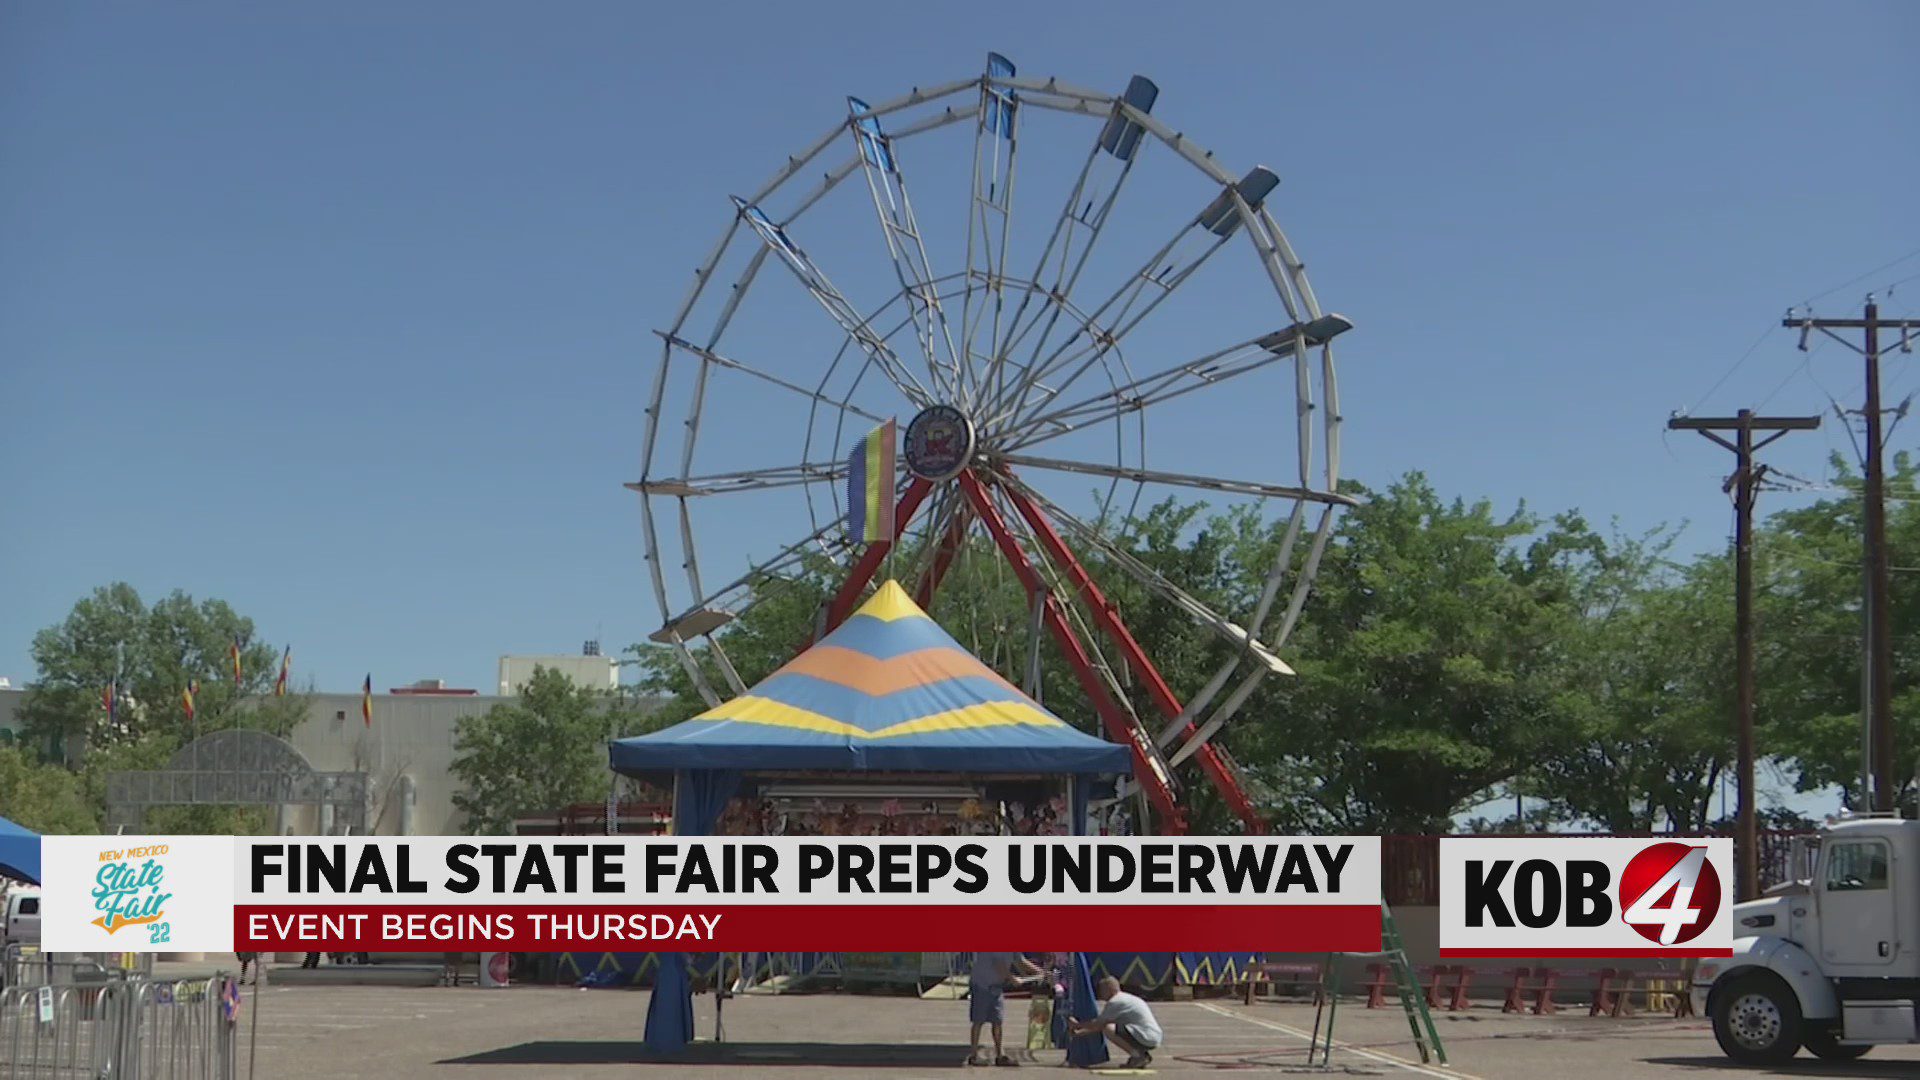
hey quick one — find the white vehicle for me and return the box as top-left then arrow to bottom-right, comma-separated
2,888 -> 40,948
1694,813 -> 1920,1064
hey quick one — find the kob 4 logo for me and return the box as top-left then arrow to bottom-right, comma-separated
1441,838 -> 1731,958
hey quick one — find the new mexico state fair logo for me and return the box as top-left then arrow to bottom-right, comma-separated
91,845 -> 175,943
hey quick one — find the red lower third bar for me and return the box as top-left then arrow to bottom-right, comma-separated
234,904 -> 1382,952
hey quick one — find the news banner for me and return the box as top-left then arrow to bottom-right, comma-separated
38,835 -> 1733,958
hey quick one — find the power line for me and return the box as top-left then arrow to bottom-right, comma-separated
1687,322 -> 1783,417
1799,245 -> 1920,308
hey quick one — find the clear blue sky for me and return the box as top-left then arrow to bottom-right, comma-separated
3,1 -> 1915,720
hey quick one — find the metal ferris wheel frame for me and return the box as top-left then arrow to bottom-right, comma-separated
633,53 -> 1355,835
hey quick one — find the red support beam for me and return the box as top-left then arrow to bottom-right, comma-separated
994,471 -> 1267,833
820,476 -> 934,638
914,505 -> 971,609
958,470 -> 1189,834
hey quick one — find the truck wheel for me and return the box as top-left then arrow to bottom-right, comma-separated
1803,1026 -> 1870,1061
1713,973 -> 1802,1065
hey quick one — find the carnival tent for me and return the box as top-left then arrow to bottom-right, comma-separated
0,815 -> 40,885
608,580 -> 1128,1063
610,580 -> 1130,777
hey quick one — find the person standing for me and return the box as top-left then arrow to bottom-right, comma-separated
1069,976 -> 1163,1069
968,951 -> 1043,1067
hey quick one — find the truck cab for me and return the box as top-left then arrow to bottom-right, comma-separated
1695,814 -> 1916,1064
2,888 -> 39,950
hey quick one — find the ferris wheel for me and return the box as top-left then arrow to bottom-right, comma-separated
634,53 -> 1353,834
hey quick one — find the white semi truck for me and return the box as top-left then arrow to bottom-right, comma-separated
1694,812 -> 1920,1064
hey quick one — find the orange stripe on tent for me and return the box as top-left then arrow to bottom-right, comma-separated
775,645 -> 1022,697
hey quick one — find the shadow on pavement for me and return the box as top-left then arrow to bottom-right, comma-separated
1645,1057 -> 1916,1077
441,1041 -> 973,1069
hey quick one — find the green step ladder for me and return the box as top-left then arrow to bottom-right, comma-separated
1306,905 -> 1447,1068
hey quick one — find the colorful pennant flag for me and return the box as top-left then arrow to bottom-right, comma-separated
102,679 -> 117,728
275,647 -> 291,697
229,639 -> 243,689
181,679 -> 197,724
845,418 -> 897,545
361,675 -> 372,728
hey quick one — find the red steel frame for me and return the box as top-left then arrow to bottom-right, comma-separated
957,471 -> 1189,833
808,466 -> 1267,834
994,470 -> 1267,833
914,504 -> 971,608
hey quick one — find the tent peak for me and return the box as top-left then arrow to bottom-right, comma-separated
852,579 -> 928,623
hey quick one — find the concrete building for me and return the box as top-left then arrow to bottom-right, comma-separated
497,647 -> 618,696
285,683 -> 503,835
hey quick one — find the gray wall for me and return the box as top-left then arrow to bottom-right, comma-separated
285,692 -> 506,835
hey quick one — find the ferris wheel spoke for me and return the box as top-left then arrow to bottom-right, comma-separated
959,52 -> 1022,411
849,97 -> 965,402
984,166 -> 1282,431
729,195 -> 935,408
991,75 -> 1158,398
625,461 -> 847,499
994,453 -> 1353,507
658,333 -> 894,428
1006,315 -> 1353,447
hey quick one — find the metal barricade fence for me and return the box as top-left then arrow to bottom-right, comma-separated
3,946 -> 153,991
1,975 -> 236,1080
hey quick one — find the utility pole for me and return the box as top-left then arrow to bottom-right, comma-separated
1670,410 -> 1820,901
1786,301 -> 1919,812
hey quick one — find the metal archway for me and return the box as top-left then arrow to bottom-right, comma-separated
105,729 -> 368,834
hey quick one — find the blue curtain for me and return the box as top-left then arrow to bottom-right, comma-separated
672,769 -> 742,835
642,769 -> 742,1053
1065,952 -> 1110,1067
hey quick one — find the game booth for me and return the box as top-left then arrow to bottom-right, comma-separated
604,582 -> 1134,1063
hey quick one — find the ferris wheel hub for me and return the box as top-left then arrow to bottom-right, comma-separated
903,404 -> 978,482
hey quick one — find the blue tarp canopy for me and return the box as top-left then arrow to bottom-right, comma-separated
0,815 -> 40,885
610,581 -> 1131,778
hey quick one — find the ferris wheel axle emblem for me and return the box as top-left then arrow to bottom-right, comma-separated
904,405 -> 977,482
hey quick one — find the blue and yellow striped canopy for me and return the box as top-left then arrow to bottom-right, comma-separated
610,581 -> 1131,776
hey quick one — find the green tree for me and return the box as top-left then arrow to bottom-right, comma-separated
1239,475 -> 1596,833
452,667 -> 662,832
0,745 -> 96,833
18,584 -> 305,757
15,583 -> 311,833
1533,540 -> 1737,831
1758,455 -> 1920,808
